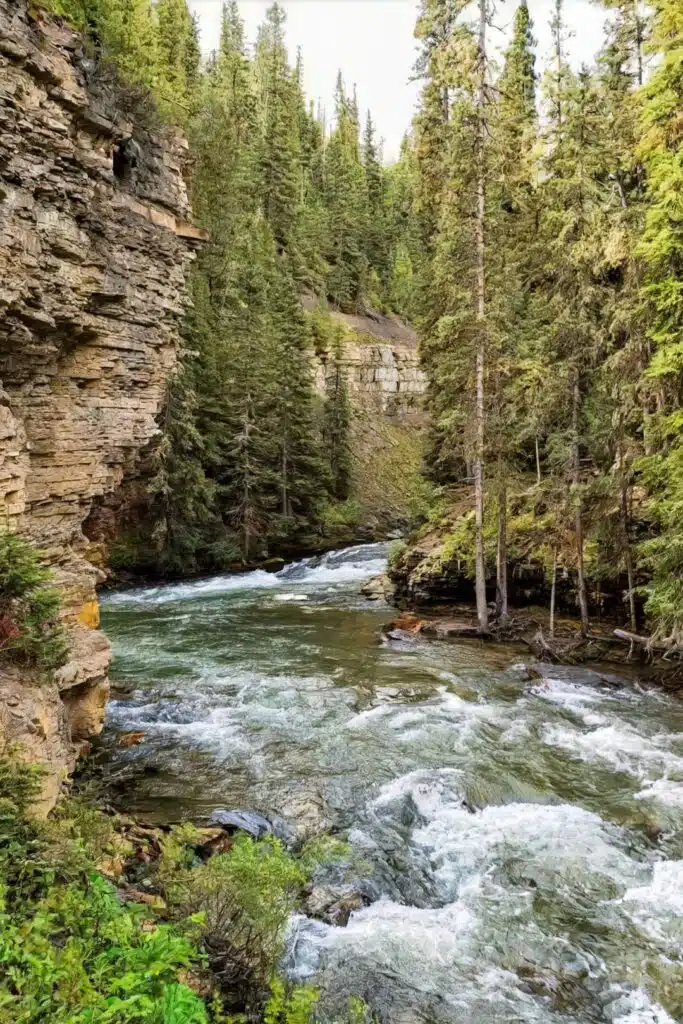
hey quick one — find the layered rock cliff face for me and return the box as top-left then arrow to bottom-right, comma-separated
0,0 -> 200,812
312,307 -> 427,534
323,308 -> 425,423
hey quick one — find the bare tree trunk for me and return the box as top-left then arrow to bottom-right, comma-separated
549,547 -> 557,638
572,372 -> 589,634
473,0 -> 488,633
281,443 -> 289,518
620,478 -> 637,631
535,436 -> 542,485
634,1 -> 644,87
496,476 -> 509,625
243,406 -> 252,559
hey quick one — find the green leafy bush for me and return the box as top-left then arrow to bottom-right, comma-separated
263,977 -> 319,1024
0,761 -> 208,1024
0,532 -> 69,671
387,540 -> 407,571
163,835 -> 307,999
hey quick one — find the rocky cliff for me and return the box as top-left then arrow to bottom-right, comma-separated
0,0 -> 201,812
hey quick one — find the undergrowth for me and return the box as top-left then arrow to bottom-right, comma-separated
0,759 -> 375,1024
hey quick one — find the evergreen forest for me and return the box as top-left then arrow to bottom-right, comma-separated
46,0 -> 683,641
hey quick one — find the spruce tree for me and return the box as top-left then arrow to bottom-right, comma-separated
155,0 -> 199,120
324,73 -> 369,310
256,3 -> 300,253
636,0 -> 683,640
323,327 -> 352,500
362,111 -> 389,298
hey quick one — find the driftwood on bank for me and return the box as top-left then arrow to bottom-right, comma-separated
612,629 -> 683,660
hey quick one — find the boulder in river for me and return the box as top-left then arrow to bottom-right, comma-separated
261,557 -> 286,574
304,880 -> 378,926
360,573 -> 396,603
208,809 -> 294,844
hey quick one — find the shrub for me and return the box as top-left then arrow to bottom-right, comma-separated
164,835 -> 307,1000
263,977 -> 319,1024
387,539 -> 406,571
0,532 -> 69,671
0,761 -> 208,1024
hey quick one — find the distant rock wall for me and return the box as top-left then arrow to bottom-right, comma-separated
0,0 -> 202,812
312,307 -> 426,422
311,306 -> 428,535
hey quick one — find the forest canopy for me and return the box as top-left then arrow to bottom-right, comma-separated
44,0 -> 683,642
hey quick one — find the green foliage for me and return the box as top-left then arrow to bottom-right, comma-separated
407,0 -> 683,635
0,762 -> 208,1024
0,876 -> 208,1024
387,540 -> 407,571
162,835 -> 306,995
0,762 -> 380,1022
263,977 -> 319,1024
0,533 -> 68,672
323,329 -> 353,502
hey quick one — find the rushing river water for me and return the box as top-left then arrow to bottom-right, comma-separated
101,543 -> 683,1024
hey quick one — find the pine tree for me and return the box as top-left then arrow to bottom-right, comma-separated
362,111 -> 389,296
220,0 -> 244,57
256,3 -> 300,253
323,73 -> 369,310
155,0 -> 199,120
487,0 -> 539,625
323,327 -> 352,500
636,0 -> 683,640
95,0 -> 159,91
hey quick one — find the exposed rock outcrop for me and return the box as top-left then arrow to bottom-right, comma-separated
0,0 -> 202,811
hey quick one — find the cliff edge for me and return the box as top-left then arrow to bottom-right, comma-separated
0,0 -> 202,811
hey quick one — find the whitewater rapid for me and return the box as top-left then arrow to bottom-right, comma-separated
101,543 -> 683,1024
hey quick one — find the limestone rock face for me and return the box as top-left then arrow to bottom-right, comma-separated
307,303 -> 426,422
0,0 -> 201,811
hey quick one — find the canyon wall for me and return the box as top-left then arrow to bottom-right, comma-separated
0,0 -> 201,812
312,306 -> 428,534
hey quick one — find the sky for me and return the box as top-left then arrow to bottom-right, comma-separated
187,0 -> 611,161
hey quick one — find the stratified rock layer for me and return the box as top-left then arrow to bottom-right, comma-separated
0,0 -> 201,812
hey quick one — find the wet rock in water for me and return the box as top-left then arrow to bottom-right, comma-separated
261,557 -> 286,574
209,808 -> 293,843
118,730 -> 146,747
360,573 -> 396,603
529,663 -> 628,689
385,613 -> 426,634
305,883 -> 370,926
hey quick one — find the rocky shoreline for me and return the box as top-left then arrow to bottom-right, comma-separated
361,573 -> 683,692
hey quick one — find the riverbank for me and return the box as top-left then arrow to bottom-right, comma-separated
368,591 -> 683,692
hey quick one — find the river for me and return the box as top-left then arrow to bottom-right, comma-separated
100,543 -> 683,1024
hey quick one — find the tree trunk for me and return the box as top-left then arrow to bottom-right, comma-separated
620,478 -> 637,631
549,547 -> 557,638
473,0 -> 488,633
496,477 -> 509,625
535,436 -> 542,485
281,443 -> 289,518
243,408 -> 252,560
572,372 -> 589,634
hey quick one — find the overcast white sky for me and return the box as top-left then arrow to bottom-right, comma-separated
188,0 -> 611,161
